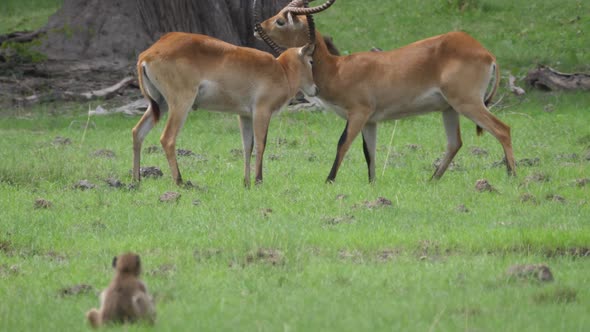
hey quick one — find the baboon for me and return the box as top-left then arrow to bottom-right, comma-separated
86,253 -> 155,327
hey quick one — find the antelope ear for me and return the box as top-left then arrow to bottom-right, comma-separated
287,12 -> 294,25
302,43 -> 315,56
112,256 -> 118,269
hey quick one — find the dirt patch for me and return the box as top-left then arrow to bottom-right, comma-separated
455,204 -> 470,213
229,148 -> 242,158
194,248 -> 222,262
176,149 -> 195,157
555,153 -> 578,161
244,248 -> 284,266
0,264 -> 20,276
577,134 -> 590,146
335,194 -> 348,201
306,152 -> 318,162
92,149 -> 116,158
147,264 -> 176,278
522,172 -> 550,186
533,287 -> 577,304
338,249 -> 363,263
416,240 -> 453,259
519,193 -> 538,204
433,158 -> 462,172
406,143 -> 421,151
470,147 -> 488,156
275,137 -> 298,147
73,179 -> 96,190
104,177 -> 124,188
139,166 -> 163,178
506,264 -> 554,282
517,157 -> 540,167
386,151 -> 406,168
545,194 -> 566,203
52,136 -> 72,146
182,181 -> 208,192
0,240 -> 14,255
145,145 -> 162,154
159,191 -> 181,203
260,208 -> 273,218
376,249 -> 401,262
493,157 -> 540,168
323,214 -> 355,226
58,284 -> 94,297
574,178 -> 590,187
452,307 -> 482,317
353,197 -> 393,209
45,250 -> 67,263
475,179 -> 496,193
544,247 -> 590,258
34,198 -> 53,209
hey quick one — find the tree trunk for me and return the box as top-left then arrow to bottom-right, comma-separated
525,66 -> 590,91
39,0 -> 291,64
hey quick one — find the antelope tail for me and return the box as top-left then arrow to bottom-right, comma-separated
477,62 -> 500,136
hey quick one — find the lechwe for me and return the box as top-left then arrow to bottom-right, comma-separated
257,0 -> 516,183
132,9 -> 318,187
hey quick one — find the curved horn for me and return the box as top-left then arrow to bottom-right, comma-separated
304,1 -> 316,46
253,0 -> 284,56
285,0 -> 337,15
286,0 -> 306,7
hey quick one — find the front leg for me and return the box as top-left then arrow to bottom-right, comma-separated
252,105 -> 273,185
132,106 -> 157,183
238,115 -> 254,188
159,97 -> 195,186
361,122 -> 377,183
326,109 -> 372,183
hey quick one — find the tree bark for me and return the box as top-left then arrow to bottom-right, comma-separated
38,0 -> 291,63
525,66 -> 590,91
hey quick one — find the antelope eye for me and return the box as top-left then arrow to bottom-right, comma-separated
276,18 -> 285,26
309,60 -> 314,65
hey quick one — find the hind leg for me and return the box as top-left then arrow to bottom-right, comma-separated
432,109 -> 462,180
132,107 -> 157,183
361,122 -> 377,183
160,98 -> 195,186
239,115 -> 254,188
447,99 -> 515,176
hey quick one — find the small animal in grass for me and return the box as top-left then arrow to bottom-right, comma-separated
86,253 -> 156,327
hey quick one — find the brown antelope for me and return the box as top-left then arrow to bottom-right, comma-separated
132,10 -> 318,187
257,0 -> 516,183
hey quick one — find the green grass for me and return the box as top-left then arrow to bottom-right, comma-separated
1,91 -> 589,331
1,0 -> 590,331
0,0 -> 62,33
316,0 -> 589,74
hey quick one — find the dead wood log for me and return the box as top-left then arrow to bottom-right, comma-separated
89,99 -> 149,116
0,30 -> 44,45
525,66 -> 590,91
14,76 -> 136,105
508,75 -> 526,96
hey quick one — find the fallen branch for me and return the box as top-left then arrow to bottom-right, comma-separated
14,76 -> 136,105
525,66 -> 590,91
0,30 -> 44,45
508,75 -> 525,95
90,98 -> 149,116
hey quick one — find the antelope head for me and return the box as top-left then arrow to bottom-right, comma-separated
258,0 -> 336,48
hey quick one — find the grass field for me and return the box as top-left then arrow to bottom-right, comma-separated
1,0 -> 590,331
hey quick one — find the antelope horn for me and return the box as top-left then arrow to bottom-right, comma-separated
286,0 -> 306,7
304,1 -> 316,46
253,0 -> 284,56
284,0 -> 337,15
